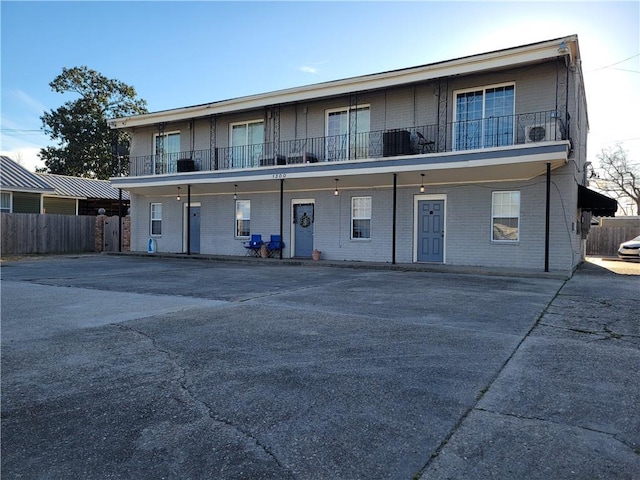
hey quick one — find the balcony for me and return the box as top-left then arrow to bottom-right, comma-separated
128,110 -> 566,177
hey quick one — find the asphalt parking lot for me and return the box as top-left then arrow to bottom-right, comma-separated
1,255 -> 638,479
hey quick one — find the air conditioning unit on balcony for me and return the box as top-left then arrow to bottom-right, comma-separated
177,159 -> 196,172
525,121 -> 562,143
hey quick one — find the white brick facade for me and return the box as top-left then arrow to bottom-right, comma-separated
130,161 -> 582,273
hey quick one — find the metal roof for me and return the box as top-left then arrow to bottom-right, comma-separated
36,173 -> 130,200
0,156 -> 54,193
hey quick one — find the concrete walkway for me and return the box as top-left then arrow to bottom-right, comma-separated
1,255 -> 638,479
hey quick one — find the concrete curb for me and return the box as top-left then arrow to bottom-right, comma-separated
103,251 -> 572,280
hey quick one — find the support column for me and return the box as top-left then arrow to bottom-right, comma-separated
280,179 -> 284,260
95,213 -> 107,253
157,123 -> 165,174
392,173 -> 397,265
437,79 -> 449,152
210,116 -> 217,170
349,94 -> 358,160
273,107 -> 280,158
118,188 -> 122,252
187,185 -> 191,256
545,163 -> 551,272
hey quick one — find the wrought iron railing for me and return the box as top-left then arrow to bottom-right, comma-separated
128,110 -> 565,176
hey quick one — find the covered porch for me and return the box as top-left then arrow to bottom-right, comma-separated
113,142 -> 569,269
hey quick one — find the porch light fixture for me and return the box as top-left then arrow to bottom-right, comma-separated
557,41 -> 569,55
233,184 -> 237,200
176,187 -> 181,201
334,179 -> 339,196
420,174 -> 425,193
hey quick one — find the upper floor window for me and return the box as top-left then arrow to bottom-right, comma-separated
351,196 -> 372,239
454,84 -> 515,150
1,192 -> 11,213
150,203 -> 162,235
154,132 -> 180,174
231,120 -> 264,168
235,199 -> 250,238
492,191 -> 520,242
326,106 -> 370,161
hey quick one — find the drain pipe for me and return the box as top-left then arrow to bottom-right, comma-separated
545,163 -> 550,272
392,173 -> 397,264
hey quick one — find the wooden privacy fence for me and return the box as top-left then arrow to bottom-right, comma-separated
1,213 -> 96,255
586,226 -> 640,256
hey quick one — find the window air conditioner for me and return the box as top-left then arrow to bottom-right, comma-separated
525,121 -> 562,143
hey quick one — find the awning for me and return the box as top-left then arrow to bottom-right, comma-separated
578,185 -> 617,216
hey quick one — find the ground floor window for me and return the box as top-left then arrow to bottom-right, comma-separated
492,191 -> 520,241
235,199 -> 250,238
1,192 -> 11,213
351,196 -> 372,239
150,203 -> 162,235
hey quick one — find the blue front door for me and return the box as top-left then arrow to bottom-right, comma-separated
417,200 -> 444,262
294,203 -> 314,258
189,206 -> 200,254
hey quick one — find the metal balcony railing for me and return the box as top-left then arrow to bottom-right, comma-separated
128,110 -> 565,176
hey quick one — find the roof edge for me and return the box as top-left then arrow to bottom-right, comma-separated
110,35 -> 580,129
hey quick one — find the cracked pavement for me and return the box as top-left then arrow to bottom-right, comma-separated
421,259 -> 640,479
1,255 -> 638,479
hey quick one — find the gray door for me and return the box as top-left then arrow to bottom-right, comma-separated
294,203 -> 314,258
188,206 -> 200,254
417,200 -> 444,262
103,216 -> 121,252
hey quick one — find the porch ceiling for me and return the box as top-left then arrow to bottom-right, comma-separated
113,152 -> 567,198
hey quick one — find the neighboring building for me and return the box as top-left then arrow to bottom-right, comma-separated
0,155 -> 54,213
0,156 -> 130,215
36,173 -> 130,216
110,35 -> 616,275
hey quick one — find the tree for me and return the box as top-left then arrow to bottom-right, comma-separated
39,66 -> 148,179
593,145 -> 640,216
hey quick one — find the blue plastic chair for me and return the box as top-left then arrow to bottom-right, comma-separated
266,234 -> 284,257
244,234 -> 263,256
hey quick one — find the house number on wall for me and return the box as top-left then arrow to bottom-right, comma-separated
273,173 -> 287,179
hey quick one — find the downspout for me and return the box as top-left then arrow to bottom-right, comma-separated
187,184 -> 191,255
392,173 -> 397,264
280,179 -> 284,260
565,60 -> 570,142
545,163 -> 550,272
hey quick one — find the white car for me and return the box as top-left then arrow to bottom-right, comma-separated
618,235 -> 640,260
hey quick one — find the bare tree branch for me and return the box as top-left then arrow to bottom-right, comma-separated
597,145 -> 640,215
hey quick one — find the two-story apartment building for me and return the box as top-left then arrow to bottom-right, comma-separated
110,35 -> 616,275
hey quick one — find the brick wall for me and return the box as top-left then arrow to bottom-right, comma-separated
95,214 -> 131,253
95,214 -> 106,252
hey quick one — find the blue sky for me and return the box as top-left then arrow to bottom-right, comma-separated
1,1 -> 638,173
